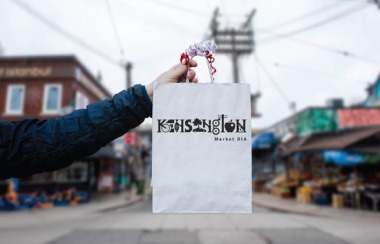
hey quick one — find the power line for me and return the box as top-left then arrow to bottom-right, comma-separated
111,0 -> 201,34
220,0 -> 230,28
238,54 -> 248,84
257,3 -> 369,43
209,8 -> 255,84
138,0 -> 210,17
254,56 -> 261,92
86,0 -> 201,38
254,55 -> 290,104
268,62 -> 372,84
12,0 -> 121,67
76,0 -> 204,62
256,28 -> 380,65
57,3 -> 122,46
263,0 -> 344,31
105,0 -> 124,57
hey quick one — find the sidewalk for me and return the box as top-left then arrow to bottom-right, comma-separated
82,188 -> 151,213
252,192 -> 380,223
0,188 -> 151,230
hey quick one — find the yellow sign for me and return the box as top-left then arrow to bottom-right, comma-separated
0,67 -> 52,78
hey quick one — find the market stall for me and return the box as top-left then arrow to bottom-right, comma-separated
84,143 -> 128,194
270,126 -> 380,211
251,132 -> 276,192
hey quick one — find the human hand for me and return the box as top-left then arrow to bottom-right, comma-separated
144,60 -> 198,101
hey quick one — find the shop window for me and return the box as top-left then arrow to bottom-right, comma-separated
43,84 -> 62,113
54,162 -> 88,182
275,161 -> 286,175
18,172 -> 54,182
6,85 -> 25,114
262,161 -> 272,174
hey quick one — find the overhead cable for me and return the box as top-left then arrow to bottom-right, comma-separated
12,0 -> 121,66
254,55 -> 290,104
87,0 -> 201,38
257,4 -> 369,43
105,0 -> 124,57
256,29 -> 380,65
269,62 -> 372,84
263,0 -> 344,31
138,0 -> 210,17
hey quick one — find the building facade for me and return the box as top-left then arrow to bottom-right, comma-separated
364,73 -> 380,107
0,55 -> 111,122
0,56 -> 113,210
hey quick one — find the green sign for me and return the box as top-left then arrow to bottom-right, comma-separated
363,153 -> 380,163
297,109 -> 337,137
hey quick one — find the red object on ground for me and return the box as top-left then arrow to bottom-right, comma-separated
124,133 -> 134,145
280,193 -> 290,199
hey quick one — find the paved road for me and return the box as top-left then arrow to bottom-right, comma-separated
112,198 -> 271,214
1,196 -> 378,244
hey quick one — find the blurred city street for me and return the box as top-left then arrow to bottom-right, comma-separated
1,1 -> 380,244
1,193 -> 380,244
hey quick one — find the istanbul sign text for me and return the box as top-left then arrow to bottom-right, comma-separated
0,67 -> 52,78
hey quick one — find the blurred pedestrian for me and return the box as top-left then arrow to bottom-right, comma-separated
0,60 -> 198,180
126,157 -> 138,200
141,145 -> 150,179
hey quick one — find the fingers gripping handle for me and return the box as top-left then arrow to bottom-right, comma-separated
185,56 -> 215,84
180,39 -> 218,84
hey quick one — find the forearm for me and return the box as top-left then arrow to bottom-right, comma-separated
0,84 -> 152,180
84,84 -> 152,147
145,82 -> 153,101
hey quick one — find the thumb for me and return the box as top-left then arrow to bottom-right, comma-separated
167,62 -> 189,79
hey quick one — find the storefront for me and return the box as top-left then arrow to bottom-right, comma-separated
268,126 -> 380,211
252,132 -> 274,177
0,161 -> 90,211
251,132 -> 286,191
0,56 -> 112,211
84,143 -> 128,194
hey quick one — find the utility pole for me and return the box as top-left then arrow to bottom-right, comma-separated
209,8 -> 255,84
231,29 -> 239,85
0,42 -> 4,56
125,62 -> 132,89
208,8 -> 260,117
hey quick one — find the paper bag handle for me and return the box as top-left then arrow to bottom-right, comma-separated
186,56 -> 215,84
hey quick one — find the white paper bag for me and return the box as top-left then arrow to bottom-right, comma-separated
152,70 -> 252,213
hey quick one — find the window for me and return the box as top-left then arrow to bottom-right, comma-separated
54,162 -> 88,182
75,91 -> 89,110
75,67 -> 82,82
6,85 -> 25,114
43,84 -> 62,114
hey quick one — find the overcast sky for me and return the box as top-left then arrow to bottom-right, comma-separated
1,0 -> 380,129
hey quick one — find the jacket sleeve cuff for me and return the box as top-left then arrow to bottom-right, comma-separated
142,85 -> 153,106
